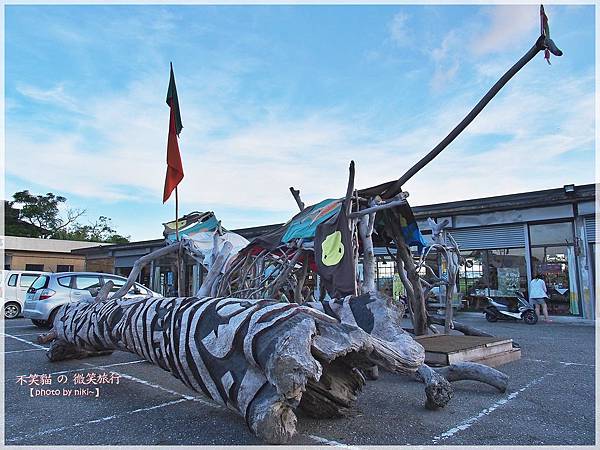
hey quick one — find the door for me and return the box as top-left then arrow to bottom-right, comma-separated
71,275 -> 102,303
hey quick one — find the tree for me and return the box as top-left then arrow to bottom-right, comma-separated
5,191 -> 130,243
54,216 -> 130,243
10,190 -> 85,238
4,200 -> 46,237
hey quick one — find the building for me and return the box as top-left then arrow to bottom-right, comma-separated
73,183 -> 597,319
411,183 -> 596,319
3,236 -> 106,272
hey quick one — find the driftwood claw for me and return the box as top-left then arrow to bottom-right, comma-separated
37,330 -> 57,344
414,361 -> 509,410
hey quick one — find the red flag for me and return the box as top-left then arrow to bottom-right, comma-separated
163,63 -> 184,203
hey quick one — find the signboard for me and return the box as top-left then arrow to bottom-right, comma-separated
497,267 -> 520,294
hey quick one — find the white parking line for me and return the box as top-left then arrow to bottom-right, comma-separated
522,357 -> 595,368
14,359 -> 148,378
431,372 -> 555,444
306,434 -> 361,448
2,332 -> 45,337
5,334 -> 354,446
1,332 -> 48,350
4,348 -> 47,355
5,398 -> 189,443
81,361 -> 220,408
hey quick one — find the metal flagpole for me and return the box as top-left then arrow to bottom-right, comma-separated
175,187 -> 183,296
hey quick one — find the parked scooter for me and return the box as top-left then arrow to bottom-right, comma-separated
483,291 -> 538,325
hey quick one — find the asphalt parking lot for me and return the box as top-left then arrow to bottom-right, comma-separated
3,313 -> 596,446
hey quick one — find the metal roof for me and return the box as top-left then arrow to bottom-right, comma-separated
3,236 -> 106,253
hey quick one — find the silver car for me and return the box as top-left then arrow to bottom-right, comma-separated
23,272 -> 161,328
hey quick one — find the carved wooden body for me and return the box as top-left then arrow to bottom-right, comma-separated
50,294 -> 424,443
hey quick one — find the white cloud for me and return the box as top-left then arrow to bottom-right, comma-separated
429,31 -> 462,91
389,12 -> 410,46
16,83 -> 81,113
5,66 -> 594,230
470,5 -> 538,56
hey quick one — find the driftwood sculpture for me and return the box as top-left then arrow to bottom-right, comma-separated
45,291 -> 424,443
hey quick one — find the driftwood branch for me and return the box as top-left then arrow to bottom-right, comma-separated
197,241 -> 234,297
294,253 -> 309,303
289,187 -> 305,211
110,241 -> 181,299
382,35 -> 556,198
428,315 -> 494,337
358,213 -> 376,294
344,161 -> 355,215
94,280 -> 113,303
348,193 -> 408,219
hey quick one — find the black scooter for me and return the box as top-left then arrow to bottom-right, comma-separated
483,291 -> 538,325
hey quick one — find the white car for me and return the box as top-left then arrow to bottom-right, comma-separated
1,270 -> 50,319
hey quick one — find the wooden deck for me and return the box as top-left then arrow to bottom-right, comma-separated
414,334 -> 521,367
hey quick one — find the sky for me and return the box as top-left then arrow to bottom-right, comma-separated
4,3 -> 596,241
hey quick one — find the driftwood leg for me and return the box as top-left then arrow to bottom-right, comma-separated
415,364 -> 454,409
47,339 -> 113,362
435,362 -> 508,392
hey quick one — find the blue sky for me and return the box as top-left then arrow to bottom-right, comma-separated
5,4 -> 595,241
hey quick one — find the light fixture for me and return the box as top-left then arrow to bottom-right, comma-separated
563,184 -> 575,194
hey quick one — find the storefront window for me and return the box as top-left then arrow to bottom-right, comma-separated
376,258 -> 395,297
459,248 -> 527,309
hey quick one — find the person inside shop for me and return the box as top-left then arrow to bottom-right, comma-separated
529,274 -> 552,323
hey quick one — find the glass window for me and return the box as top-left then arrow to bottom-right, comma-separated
31,275 -> 49,290
73,276 -> 101,290
459,248 -> 527,308
58,276 -> 73,288
529,222 -> 574,246
20,274 -> 40,287
458,251 -> 484,296
7,274 -> 18,287
25,264 -> 44,271
57,265 -> 74,272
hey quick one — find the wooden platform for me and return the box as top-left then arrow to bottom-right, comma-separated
414,334 -> 521,367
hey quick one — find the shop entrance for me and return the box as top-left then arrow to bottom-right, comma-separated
529,222 -> 580,316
